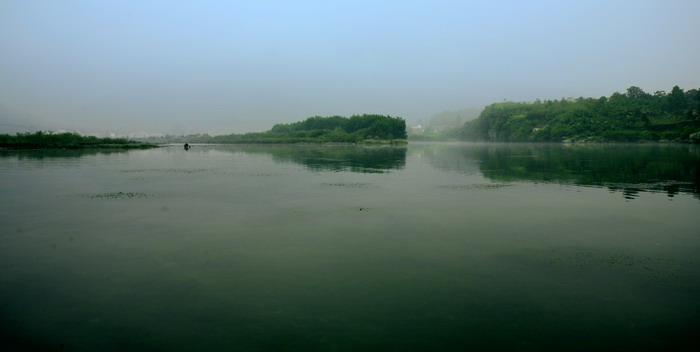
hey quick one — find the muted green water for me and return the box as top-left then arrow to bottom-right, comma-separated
1,143 -> 699,351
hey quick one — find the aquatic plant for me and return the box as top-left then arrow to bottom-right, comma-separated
84,192 -> 155,199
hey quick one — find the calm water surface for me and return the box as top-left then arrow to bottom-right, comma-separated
1,143 -> 699,351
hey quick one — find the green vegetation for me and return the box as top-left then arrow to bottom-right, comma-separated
139,114 -> 407,144
0,131 -> 157,150
460,86 -> 700,142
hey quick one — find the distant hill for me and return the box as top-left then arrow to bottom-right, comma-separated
0,105 -> 42,134
407,108 -> 482,141
424,108 -> 482,133
459,86 -> 700,143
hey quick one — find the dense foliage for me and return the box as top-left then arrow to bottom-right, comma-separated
267,114 -> 407,141
139,114 -> 407,144
460,86 -> 700,142
0,131 -> 155,149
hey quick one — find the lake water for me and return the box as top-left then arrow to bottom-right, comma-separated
1,142 -> 699,351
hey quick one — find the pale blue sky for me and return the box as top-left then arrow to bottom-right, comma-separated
1,0 -> 699,135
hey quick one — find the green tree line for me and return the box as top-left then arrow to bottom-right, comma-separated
460,86 -> 700,142
139,114 -> 407,144
0,131 -> 155,149
269,114 -> 407,140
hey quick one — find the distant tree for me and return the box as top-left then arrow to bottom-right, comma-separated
626,86 -> 650,100
667,85 -> 688,114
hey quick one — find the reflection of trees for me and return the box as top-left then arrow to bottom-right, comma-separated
214,144 -> 406,173
1,145 -> 406,174
1,148 -> 131,160
421,143 -> 700,199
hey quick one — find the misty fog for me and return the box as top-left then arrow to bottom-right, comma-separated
1,0 -> 699,136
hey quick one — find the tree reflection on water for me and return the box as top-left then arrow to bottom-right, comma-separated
419,142 -> 700,200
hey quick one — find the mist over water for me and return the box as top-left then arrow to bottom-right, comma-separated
1,143 -> 698,351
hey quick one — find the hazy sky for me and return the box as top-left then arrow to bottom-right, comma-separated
1,0 -> 699,135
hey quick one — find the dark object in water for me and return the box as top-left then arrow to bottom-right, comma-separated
184,143 -> 190,150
